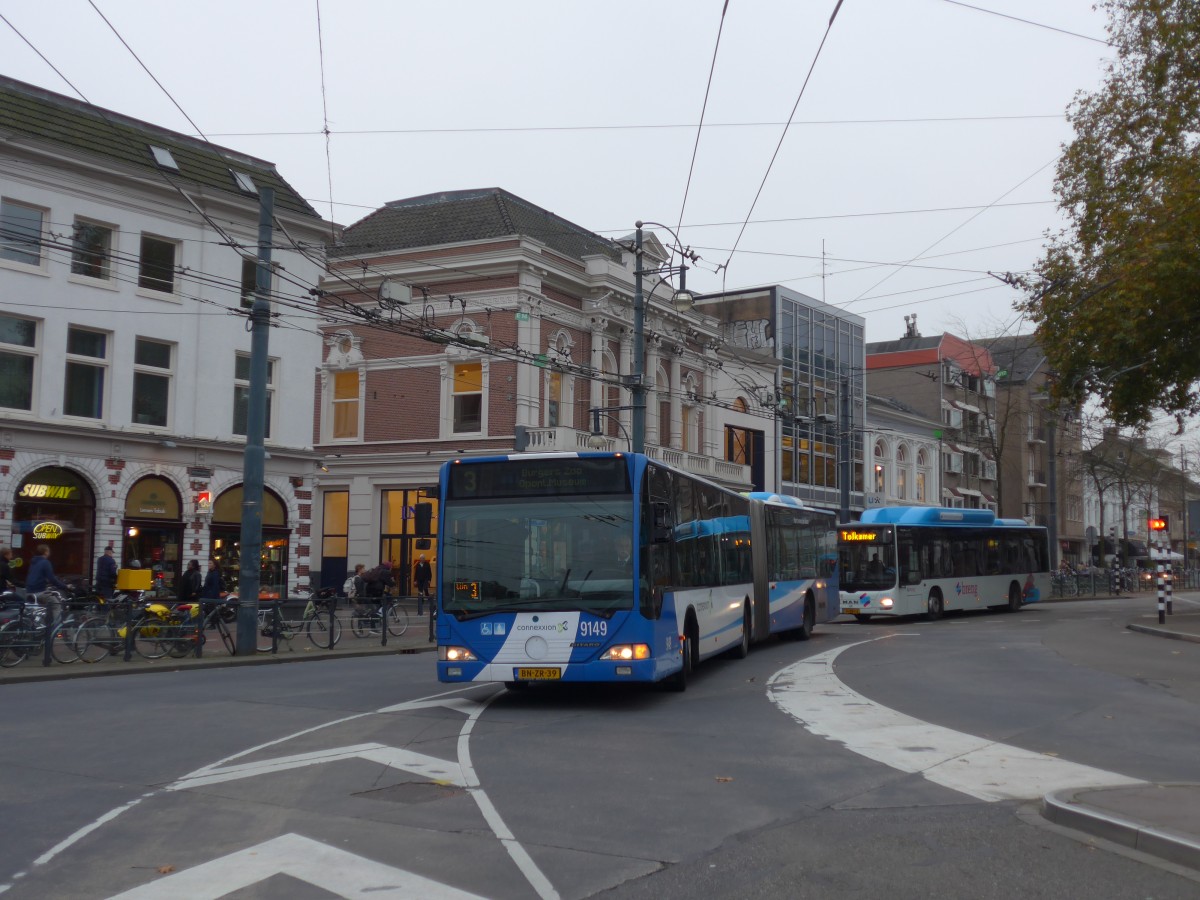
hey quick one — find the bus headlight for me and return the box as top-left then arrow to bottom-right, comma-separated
599,644 -> 651,661
880,597 -> 894,609
439,646 -> 477,662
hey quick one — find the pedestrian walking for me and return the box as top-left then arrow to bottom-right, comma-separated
26,543 -> 72,618
414,555 -> 432,616
95,546 -> 118,599
200,558 -> 225,612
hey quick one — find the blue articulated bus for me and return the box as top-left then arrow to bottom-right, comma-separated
435,452 -> 839,691
838,506 -> 1050,621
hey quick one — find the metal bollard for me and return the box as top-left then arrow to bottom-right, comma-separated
1166,562 -> 1173,615
1156,565 -> 1166,625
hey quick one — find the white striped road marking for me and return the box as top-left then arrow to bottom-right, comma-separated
107,832 -> 487,899
767,638 -> 1143,802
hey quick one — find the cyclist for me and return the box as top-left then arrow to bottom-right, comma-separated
26,544 -> 72,614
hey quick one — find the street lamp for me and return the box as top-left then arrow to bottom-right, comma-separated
588,406 -> 634,451
630,220 -> 700,453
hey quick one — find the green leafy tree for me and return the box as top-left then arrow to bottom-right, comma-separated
1019,0 -> 1200,429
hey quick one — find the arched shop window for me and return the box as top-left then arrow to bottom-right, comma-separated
210,487 -> 289,599
11,467 -> 95,584
123,476 -> 183,599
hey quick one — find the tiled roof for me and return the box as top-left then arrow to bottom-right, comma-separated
0,75 -> 321,220
866,336 -> 942,355
333,188 -> 622,262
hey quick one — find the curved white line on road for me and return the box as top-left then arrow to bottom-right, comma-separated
767,638 -> 1143,802
7,683 -> 563,900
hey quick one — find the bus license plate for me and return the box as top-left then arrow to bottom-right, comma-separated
515,667 -> 561,681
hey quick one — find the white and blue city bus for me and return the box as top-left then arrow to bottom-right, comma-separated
435,452 -> 839,690
838,506 -> 1050,621
745,492 -> 839,639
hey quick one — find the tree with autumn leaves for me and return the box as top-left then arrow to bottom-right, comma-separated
1020,0 -> 1200,430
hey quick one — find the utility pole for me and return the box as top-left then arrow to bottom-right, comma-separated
839,373 -> 851,522
1047,415 -> 1059,568
235,186 -> 274,654
631,223 -> 646,454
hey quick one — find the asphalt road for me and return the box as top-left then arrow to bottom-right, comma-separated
1,595 -> 1197,899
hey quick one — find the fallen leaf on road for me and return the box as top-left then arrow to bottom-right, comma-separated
715,776 -> 734,783
157,865 -> 175,875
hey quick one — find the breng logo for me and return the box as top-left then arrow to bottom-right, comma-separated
955,582 -> 978,596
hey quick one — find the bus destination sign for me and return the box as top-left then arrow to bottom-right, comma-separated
448,458 -> 629,500
839,526 -> 891,543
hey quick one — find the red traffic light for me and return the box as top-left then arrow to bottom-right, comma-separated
1148,517 -> 1168,531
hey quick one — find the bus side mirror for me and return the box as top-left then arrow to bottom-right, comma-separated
652,502 -> 673,543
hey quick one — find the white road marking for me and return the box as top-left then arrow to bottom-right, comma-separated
106,832 -> 488,899
10,684 -> 562,900
767,638 -> 1143,802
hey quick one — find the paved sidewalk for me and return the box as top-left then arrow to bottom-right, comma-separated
1042,597 -> 1200,873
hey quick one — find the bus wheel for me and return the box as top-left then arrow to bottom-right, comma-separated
1007,582 -> 1022,612
796,594 -> 816,641
925,590 -> 944,621
666,634 -> 690,692
729,604 -> 751,659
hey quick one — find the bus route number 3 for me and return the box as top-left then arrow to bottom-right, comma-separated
579,620 -> 607,638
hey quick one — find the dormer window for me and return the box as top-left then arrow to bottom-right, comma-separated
149,145 -> 179,170
231,170 -> 257,195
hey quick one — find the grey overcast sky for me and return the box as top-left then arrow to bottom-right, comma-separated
1,0 -> 1112,345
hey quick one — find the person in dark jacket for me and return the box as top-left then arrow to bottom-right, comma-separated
200,558 -> 225,607
413,555 -> 432,616
26,544 -> 72,616
361,561 -> 395,600
0,546 -> 16,594
178,559 -> 203,605
95,546 -> 118,599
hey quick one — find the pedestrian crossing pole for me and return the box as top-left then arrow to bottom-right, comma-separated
1150,516 -> 1168,625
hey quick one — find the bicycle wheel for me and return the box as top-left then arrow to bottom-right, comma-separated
132,615 -> 171,659
305,609 -> 341,649
75,616 -> 118,663
51,616 -> 83,664
349,611 -> 370,638
215,616 -> 235,655
255,608 -> 276,653
0,620 -> 32,668
386,605 -> 409,637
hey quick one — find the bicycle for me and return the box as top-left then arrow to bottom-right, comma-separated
1051,571 -> 1078,598
347,593 -> 408,638
0,591 -> 85,666
73,593 -> 197,662
255,590 -> 341,652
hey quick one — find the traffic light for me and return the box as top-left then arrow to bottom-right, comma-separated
1148,516 -> 1169,532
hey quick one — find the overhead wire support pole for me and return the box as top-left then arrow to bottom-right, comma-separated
236,186 -> 274,655
631,223 -> 646,454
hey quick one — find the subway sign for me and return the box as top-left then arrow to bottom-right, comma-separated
19,483 -> 78,500
839,527 -> 891,543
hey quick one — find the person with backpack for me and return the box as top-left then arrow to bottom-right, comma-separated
361,561 -> 395,600
343,564 -> 366,602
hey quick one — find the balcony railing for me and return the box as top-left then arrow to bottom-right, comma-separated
519,426 -> 753,489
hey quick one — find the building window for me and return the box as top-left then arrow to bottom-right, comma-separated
332,370 -> 360,439
547,370 -> 562,427
138,235 -> 178,293
233,353 -> 274,438
0,199 -> 44,267
70,220 -> 114,280
0,313 -> 36,411
133,338 -> 172,427
896,445 -> 908,500
874,442 -> 886,493
453,362 -> 483,433
64,327 -> 108,419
